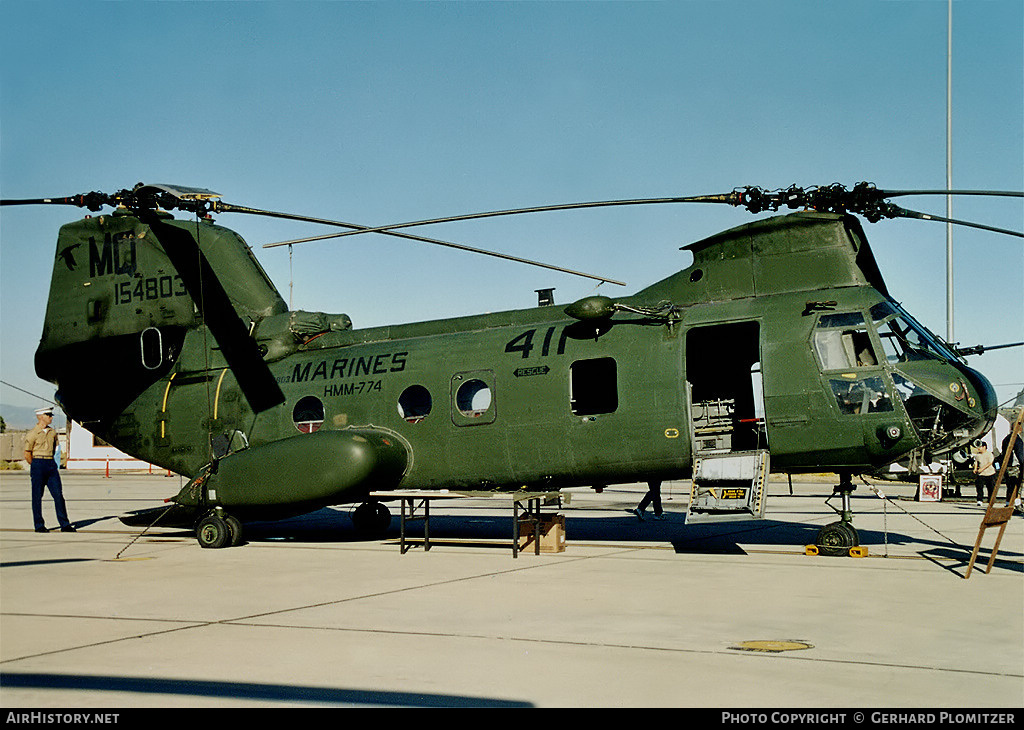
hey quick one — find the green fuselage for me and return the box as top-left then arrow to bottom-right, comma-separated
38,210 -> 996,512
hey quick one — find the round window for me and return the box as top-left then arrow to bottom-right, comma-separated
398,385 -> 432,423
292,395 -> 324,433
455,379 -> 492,417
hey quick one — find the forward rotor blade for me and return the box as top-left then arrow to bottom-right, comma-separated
877,189 -> 1024,200
1,196 -> 75,206
294,185 -> 1024,241
139,212 -> 286,414
955,341 -> 1024,357
886,204 -> 1023,238
0,192 -> 112,211
237,203 -> 629,286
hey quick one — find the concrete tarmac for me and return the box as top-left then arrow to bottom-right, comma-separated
0,469 -> 1021,709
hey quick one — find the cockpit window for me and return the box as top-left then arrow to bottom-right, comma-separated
871,302 -> 958,363
829,376 -> 894,415
818,312 -> 865,328
813,312 -> 878,370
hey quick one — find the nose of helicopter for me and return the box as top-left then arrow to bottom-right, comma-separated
891,359 -> 999,458
956,363 -> 999,443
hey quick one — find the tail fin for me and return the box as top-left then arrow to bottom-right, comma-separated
36,210 -> 286,425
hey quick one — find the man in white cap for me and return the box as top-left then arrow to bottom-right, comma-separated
23,406 -> 75,533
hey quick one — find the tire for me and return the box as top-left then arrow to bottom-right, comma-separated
352,501 -> 392,536
817,521 -> 858,557
197,514 -> 231,549
225,515 -> 244,547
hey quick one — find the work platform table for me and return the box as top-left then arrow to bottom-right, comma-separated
368,489 -> 565,557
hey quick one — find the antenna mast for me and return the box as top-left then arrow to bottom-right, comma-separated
946,0 -> 955,342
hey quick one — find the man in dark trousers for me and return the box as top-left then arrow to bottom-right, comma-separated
632,480 -> 666,521
24,406 -> 75,533
1000,428 -> 1023,505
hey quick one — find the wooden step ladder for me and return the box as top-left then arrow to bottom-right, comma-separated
965,408 -> 1023,579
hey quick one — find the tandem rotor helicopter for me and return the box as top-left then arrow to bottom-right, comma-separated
2,181 -> 1022,552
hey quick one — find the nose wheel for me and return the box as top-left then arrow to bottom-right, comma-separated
816,473 -> 861,557
817,519 -> 860,556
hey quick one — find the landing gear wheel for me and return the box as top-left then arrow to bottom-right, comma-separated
225,515 -> 244,547
352,501 -> 392,536
817,521 -> 859,557
196,513 -> 232,549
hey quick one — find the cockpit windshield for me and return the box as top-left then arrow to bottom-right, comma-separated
870,302 -> 959,364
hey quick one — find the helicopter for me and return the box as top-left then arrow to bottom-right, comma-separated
2,182 -> 1020,552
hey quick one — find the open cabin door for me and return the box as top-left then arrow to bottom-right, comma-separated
686,450 -> 770,523
685,321 -> 771,523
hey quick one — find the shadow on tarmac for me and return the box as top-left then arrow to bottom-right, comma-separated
918,546 -> 1024,577
0,672 -> 532,708
79,499 -> 1022,575
154,507 -> 1021,565
0,558 -> 96,569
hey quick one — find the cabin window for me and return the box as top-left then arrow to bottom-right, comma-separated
813,312 -> 878,370
456,379 -> 492,417
570,357 -> 618,416
140,327 -> 164,370
451,370 -> 496,426
828,376 -> 894,415
292,395 -> 324,433
397,385 -> 432,423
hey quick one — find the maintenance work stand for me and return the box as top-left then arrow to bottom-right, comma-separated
368,489 -> 566,557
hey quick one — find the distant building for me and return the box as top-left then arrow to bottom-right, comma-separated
66,421 -> 152,471
0,431 -> 31,463
1,428 -> 67,467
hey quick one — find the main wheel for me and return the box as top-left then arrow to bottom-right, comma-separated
225,515 -> 244,547
352,501 -> 392,536
196,514 -> 232,549
817,521 -> 859,557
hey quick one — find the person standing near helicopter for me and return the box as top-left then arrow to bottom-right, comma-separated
632,480 -> 666,521
999,430 -> 1023,506
972,441 -> 996,506
23,406 -> 75,533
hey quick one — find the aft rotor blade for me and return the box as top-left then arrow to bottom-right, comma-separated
236,202 -> 629,286
269,193 -> 738,243
887,205 -> 1023,238
0,192 -> 626,286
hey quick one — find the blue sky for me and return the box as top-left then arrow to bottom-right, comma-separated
2,0 -> 1021,420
